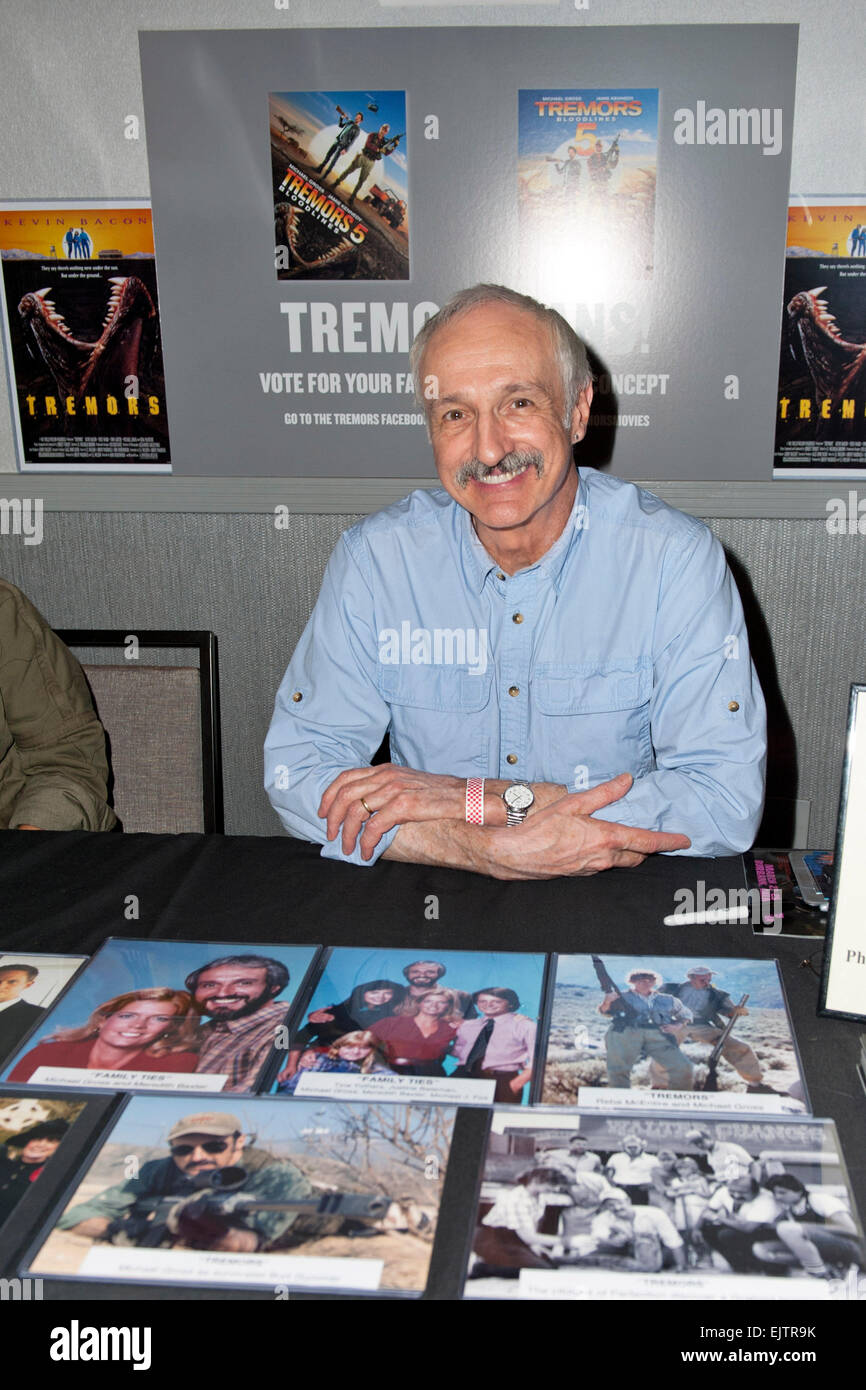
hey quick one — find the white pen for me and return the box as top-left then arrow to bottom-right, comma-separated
662,906 -> 750,926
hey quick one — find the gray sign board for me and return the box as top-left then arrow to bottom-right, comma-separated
139,25 -> 797,480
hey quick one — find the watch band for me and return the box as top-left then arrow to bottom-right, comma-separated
465,777 -> 485,825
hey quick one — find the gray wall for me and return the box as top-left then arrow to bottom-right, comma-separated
2,506 -> 862,843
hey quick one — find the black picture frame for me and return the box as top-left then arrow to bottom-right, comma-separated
0,1085 -> 122,1278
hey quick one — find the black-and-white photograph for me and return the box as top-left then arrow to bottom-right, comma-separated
465,1112 -> 865,1300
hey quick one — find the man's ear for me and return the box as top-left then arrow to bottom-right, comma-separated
570,384 -> 593,443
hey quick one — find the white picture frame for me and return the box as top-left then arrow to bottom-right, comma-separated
820,684 -> 866,1021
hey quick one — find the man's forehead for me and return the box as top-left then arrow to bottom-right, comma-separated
171,1130 -> 234,1144
428,301 -> 556,353
197,963 -> 265,979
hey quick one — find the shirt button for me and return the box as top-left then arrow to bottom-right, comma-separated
728,701 -> 740,712
508,685 -> 520,698
512,612 -> 524,624
496,571 -> 506,581
292,691 -> 303,703
506,753 -> 518,765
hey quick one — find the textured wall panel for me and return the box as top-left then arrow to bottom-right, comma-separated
2,510 -> 864,843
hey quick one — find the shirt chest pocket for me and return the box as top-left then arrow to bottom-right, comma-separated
530,661 -> 653,783
376,664 -> 493,772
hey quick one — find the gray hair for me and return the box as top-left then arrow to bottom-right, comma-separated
409,283 -> 592,428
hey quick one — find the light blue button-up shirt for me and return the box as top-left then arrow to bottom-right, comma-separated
265,468 -> 766,865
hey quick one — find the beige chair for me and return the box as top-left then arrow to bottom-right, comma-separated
55,630 -> 223,834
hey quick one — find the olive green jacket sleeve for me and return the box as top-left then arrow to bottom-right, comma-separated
0,580 -> 117,831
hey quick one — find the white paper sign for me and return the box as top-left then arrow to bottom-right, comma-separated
519,1269 -> 834,1301
577,1087 -> 805,1116
824,686 -> 866,1019
293,1070 -> 495,1105
29,1066 -> 227,1092
80,1243 -> 383,1290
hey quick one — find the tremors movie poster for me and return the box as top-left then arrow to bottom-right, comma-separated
0,202 -> 171,472
518,89 -> 659,291
774,197 -> 866,477
269,90 -> 409,282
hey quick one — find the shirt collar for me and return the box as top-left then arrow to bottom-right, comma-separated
458,473 -> 586,594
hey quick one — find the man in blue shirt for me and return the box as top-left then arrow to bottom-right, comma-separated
265,284 -> 766,876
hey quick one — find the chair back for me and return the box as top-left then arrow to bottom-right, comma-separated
82,664 -> 205,834
55,629 -> 223,834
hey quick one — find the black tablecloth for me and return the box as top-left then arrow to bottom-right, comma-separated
1,830 -> 862,1303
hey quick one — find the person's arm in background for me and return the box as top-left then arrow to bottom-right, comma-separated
0,582 -> 116,831
590,525 -> 766,855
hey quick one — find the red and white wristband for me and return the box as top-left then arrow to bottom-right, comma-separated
465,777 -> 485,825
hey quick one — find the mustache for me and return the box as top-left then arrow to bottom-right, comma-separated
454,449 -> 545,489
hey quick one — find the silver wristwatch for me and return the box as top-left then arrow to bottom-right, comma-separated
503,781 -> 535,826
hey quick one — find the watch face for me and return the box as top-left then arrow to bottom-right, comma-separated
505,783 -> 534,811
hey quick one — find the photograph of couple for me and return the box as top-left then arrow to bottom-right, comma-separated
1,939 -> 318,1095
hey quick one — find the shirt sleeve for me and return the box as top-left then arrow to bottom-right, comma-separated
56,1169 -> 159,1229
590,524 -> 767,855
670,998 -> 693,1023
0,584 -> 116,831
518,1015 -> 537,1063
264,535 -> 399,865
231,1161 -> 315,1245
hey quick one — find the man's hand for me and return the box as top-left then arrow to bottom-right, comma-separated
319,764 -> 567,859
211,1227 -> 260,1253
69,1217 -> 112,1239
319,764 -> 465,858
476,774 -> 690,879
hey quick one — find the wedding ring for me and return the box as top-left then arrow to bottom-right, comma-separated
360,797 -> 375,815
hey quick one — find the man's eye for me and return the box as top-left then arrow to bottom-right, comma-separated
443,409 -> 464,422
511,397 -> 532,409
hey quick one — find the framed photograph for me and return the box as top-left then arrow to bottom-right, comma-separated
0,938 -> 320,1096
463,1111 -> 865,1301
25,1093 -> 457,1296
537,954 -> 808,1116
0,953 -> 88,1069
820,685 -> 866,1021
0,1085 -> 119,1277
267,946 -> 548,1107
